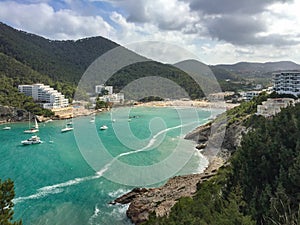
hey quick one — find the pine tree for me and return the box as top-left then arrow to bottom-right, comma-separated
0,179 -> 22,225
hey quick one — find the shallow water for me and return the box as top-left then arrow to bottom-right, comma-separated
0,107 -> 218,225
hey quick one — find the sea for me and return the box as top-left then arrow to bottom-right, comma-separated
0,106 -> 220,225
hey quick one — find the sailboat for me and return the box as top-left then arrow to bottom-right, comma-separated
24,114 -> 39,133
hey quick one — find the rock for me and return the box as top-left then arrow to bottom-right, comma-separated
110,188 -> 148,205
0,105 -> 30,123
196,143 -> 207,150
113,158 -> 226,225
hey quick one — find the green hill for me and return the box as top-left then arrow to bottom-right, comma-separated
0,21 -> 243,110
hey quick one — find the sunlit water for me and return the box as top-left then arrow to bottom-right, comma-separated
0,107 -> 219,225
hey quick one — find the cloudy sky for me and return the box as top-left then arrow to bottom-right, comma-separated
0,0 -> 300,64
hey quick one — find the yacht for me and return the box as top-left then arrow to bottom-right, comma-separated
100,125 -> 108,130
21,135 -> 42,145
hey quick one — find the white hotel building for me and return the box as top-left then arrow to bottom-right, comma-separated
95,84 -> 124,103
273,71 -> 300,96
18,83 -> 69,109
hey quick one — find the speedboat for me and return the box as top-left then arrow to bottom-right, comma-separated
2,126 -> 11,130
21,135 -> 42,145
61,125 -> 74,133
100,125 -> 108,130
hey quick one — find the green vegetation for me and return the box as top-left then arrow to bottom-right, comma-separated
0,179 -> 22,225
0,22 -> 248,112
144,100 -> 300,225
139,96 -> 164,102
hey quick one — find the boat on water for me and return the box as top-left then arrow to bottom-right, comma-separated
2,126 -> 11,130
90,118 -> 95,123
21,135 -> 42,145
24,116 -> 39,133
100,125 -> 108,130
61,125 -> 74,133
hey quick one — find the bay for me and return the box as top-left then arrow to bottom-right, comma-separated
0,106 -> 218,225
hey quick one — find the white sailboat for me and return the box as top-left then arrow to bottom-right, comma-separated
24,114 -> 39,133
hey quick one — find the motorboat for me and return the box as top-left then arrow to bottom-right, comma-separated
21,135 -> 42,145
100,125 -> 108,130
2,126 -> 11,130
61,125 -> 74,133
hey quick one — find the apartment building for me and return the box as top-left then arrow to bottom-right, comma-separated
95,85 -> 113,95
18,83 -> 69,109
273,71 -> 300,96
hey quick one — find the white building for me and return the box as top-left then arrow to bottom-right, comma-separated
95,85 -> 113,95
95,93 -> 124,104
273,71 -> 300,96
18,83 -> 69,109
256,98 -> 295,117
241,91 -> 260,101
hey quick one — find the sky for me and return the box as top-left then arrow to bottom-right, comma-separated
0,0 -> 300,65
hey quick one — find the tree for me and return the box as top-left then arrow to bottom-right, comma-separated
0,179 -> 22,225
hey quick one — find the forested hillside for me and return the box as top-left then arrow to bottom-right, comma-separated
0,22 -> 243,108
0,22 -> 119,83
144,97 -> 300,225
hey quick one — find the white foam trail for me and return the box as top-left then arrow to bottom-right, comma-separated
108,188 -> 130,198
116,121 -> 197,158
13,174 -> 101,204
14,121 -> 198,204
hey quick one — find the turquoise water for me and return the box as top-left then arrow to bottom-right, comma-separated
0,107 -> 216,225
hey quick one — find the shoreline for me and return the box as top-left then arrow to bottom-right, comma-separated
111,117 -> 229,224
135,99 -> 239,110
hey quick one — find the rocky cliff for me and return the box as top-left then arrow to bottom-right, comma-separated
112,114 -> 248,225
0,105 -> 30,123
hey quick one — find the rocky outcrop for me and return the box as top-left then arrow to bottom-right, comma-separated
189,120 -> 247,160
111,157 -> 225,225
0,105 -> 30,123
113,113 -> 248,225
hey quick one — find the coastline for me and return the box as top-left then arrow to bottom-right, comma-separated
112,102 -> 244,224
111,116 -> 229,224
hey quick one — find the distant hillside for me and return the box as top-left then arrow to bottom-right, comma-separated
217,61 -> 300,73
216,61 -> 300,77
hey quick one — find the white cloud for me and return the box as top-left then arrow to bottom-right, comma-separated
0,0 -> 300,64
0,1 -> 115,40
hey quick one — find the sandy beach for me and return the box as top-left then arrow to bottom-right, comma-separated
135,99 -> 239,109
